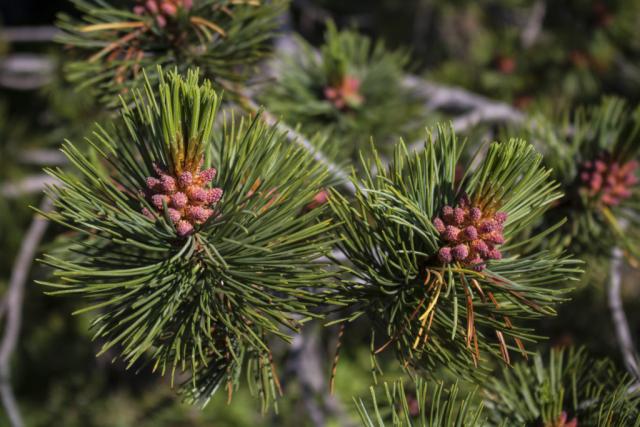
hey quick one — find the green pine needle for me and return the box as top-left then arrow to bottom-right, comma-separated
329,125 -> 583,380
38,67 -> 337,408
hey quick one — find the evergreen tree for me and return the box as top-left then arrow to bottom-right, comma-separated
2,1 -> 640,426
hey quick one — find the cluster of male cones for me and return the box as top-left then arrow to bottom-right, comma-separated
134,0 -> 193,27
579,152 -> 638,206
142,162 -> 223,236
434,195 -> 507,271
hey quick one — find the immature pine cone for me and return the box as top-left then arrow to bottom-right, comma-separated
579,153 -> 638,206
433,195 -> 507,271
134,0 -> 193,27
324,75 -> 364,110
142,162 -> 223,236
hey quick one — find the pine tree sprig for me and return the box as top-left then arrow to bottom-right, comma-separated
484,347 -> 640,426
38,67 -> 337,408
518,97 -> 640,260
58,0 -> 286,106
329,125 -> 582,379
259,21 -> 426,162
355,378 -> 486,427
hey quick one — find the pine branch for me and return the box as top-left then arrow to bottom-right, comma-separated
1,175 -> 61,199
0,197 -> 54,427
515,97 -> 640,257
0,26 -> 61,43
608,246 -> 640,382
236,93 -> 357,194
39,68 -> 341,408
330,125 -> 582,379
57,0 -> 287,106
484,347 -> 640,426
260,24 -> 425,161
355,378 -> 485,426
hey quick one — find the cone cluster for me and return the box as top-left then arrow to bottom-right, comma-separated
434,196 -> 507,271
579,153 -> 638,206
142,163 -> 223,236
324,76 -> 364,110
134,0 -> 193,27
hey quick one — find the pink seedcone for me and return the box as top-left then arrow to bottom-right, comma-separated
464,226 -> 478,240
594,160 -> 607,172
179,171 -> 193,187
187,206 -> 213,223
187,186 -> 208,203
467,255 -> 485,271
443,226 -> 461,242
494,211 -> 508,224
145,0 -> 159,13
485,231 -> 505,245
479,219 -> 497,234
579,153 -> 638,206
487,248 -> 502,260
167,208 -> 181,223
142,160 -> 223,237
156,14 -> 167,27
471,239 -> 489,256
171,192 -> 188,209
469,207 -> 482,221
160,2 -> 177,16
160,174 -> 177,193
199,168 -> 217,183
452,244 -> 469,261
151,194 -> 170,210
434,197 -> 507,270
438,247 -> 452,263
453,207 -> 466,225
176,220 -> 194,236
433,217 -> 446,233
442,205 -> 454,219
206,188 -> 224,204
146,177 -> 160,190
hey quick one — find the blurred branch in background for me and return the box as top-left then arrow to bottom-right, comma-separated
17,149 -> 67,167
0,54 -> 55,90
0,197 -> 54,427
520,0 -> 546,49
1,174 -> 60,199
609,246 -> 640,382
1,26 -> 60,43
285,324 -> 357,427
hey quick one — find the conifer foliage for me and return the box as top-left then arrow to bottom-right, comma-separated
329,127 -> 582,376
260,22 -> 424,160
356,378 -> 485,427
484,347 -> 640,426
522,97 -> 640,257
6,1 -> 639,424
58,0 -> 285,105
38,68 -> 337,407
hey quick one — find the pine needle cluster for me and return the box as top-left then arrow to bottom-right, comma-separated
58,0 -> 286,106
329,126 -> 582,377
39,68 -> 337,408
260,22 -> 425,161
484,347 -> 640,426
520,97 -> 640,259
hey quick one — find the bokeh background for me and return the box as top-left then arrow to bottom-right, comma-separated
1,1 -> 640,426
